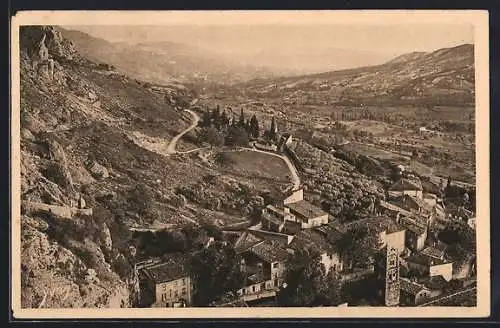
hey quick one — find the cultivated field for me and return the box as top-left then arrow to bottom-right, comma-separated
217,150 -> 291,191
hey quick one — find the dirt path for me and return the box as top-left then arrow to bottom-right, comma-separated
166,109 -> 200,155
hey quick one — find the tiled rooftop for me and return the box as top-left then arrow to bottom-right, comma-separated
421,244 -> 447,260
265,204 -> 287,218
389,178 -> 423,191
234,231 -> 264,254
290,229 -> 337,254
399,217 -> 427,235
249,241 -> 291,263
344,216 -> 404,234
400,278 -> 428,295
285,200 -> 327,220
405,253 -> 446,267
139,254 -> 189,284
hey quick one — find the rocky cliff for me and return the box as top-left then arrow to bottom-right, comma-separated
18,26 -> 204,308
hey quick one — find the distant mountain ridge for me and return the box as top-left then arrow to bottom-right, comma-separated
58,27 -> 284,85
239,43 -> 474,107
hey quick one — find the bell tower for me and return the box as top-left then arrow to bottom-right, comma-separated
384,245 -> 400,306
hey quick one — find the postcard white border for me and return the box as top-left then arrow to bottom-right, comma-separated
10,10 -> 490,319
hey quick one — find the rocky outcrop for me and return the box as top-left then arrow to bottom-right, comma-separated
41,139 -> 75,195
20,26 -> 77,63
100,223 -> 113,253
21,223 -> 129,308
23,201 -> 93,220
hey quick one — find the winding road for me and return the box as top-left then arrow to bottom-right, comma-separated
166,109 -> 201,154
164,107 -> 300,190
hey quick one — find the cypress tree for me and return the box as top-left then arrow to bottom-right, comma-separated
250,114 -> 260,139
239,108 -> 245,127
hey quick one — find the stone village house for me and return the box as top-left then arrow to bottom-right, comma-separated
136,255 -> 193,308
400,277 -> 432,306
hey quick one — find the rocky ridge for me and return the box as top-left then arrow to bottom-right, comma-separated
18,25 -> 203,308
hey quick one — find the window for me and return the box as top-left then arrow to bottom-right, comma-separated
174,290 -> 178,298
182,278 -> 186,285
182,287 -> 187,295
252,286 -> 256,292
162,284 -> 167,291
273,263 -> 279,268
169,289 -> 172,297
174,280 -> 178,286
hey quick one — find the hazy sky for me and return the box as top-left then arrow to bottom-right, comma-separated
70,24 -> 474,58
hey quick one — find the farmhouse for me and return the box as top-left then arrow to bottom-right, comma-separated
403,254 -> 453,282
137,255 -> 193,308
282,188 -> 304,206
237,240 -> 291,300
398,216 -> 428,252
344,216 -> 406,254
284,200 -> 329,228
388,178 -> 423,200
261,205 -> 293,233
400,278 -> 432,306
288,227 -> 344,274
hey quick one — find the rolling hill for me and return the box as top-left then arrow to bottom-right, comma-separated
238,44 -> 475,107
58,27 -> 282,85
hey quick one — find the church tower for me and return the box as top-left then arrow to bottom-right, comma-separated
384,244 -> 400,306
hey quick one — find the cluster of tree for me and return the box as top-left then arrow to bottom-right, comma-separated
188,241 -> 245,306
276,249 -> 342,307
331,226 -> 382,269
438,221 -> 476,253
132,223 -> 223,258
200,106 -> 260,137
198,106 -> 266,148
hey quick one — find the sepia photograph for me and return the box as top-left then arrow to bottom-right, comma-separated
10,10 -> 490,319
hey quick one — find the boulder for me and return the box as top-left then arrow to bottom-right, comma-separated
69,165 -> 95,186
87,161 -> 109,180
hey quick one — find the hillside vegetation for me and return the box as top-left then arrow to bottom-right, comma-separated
19,25 -> 209,308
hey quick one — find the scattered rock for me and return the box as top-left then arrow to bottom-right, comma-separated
170,194 -> 187,208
